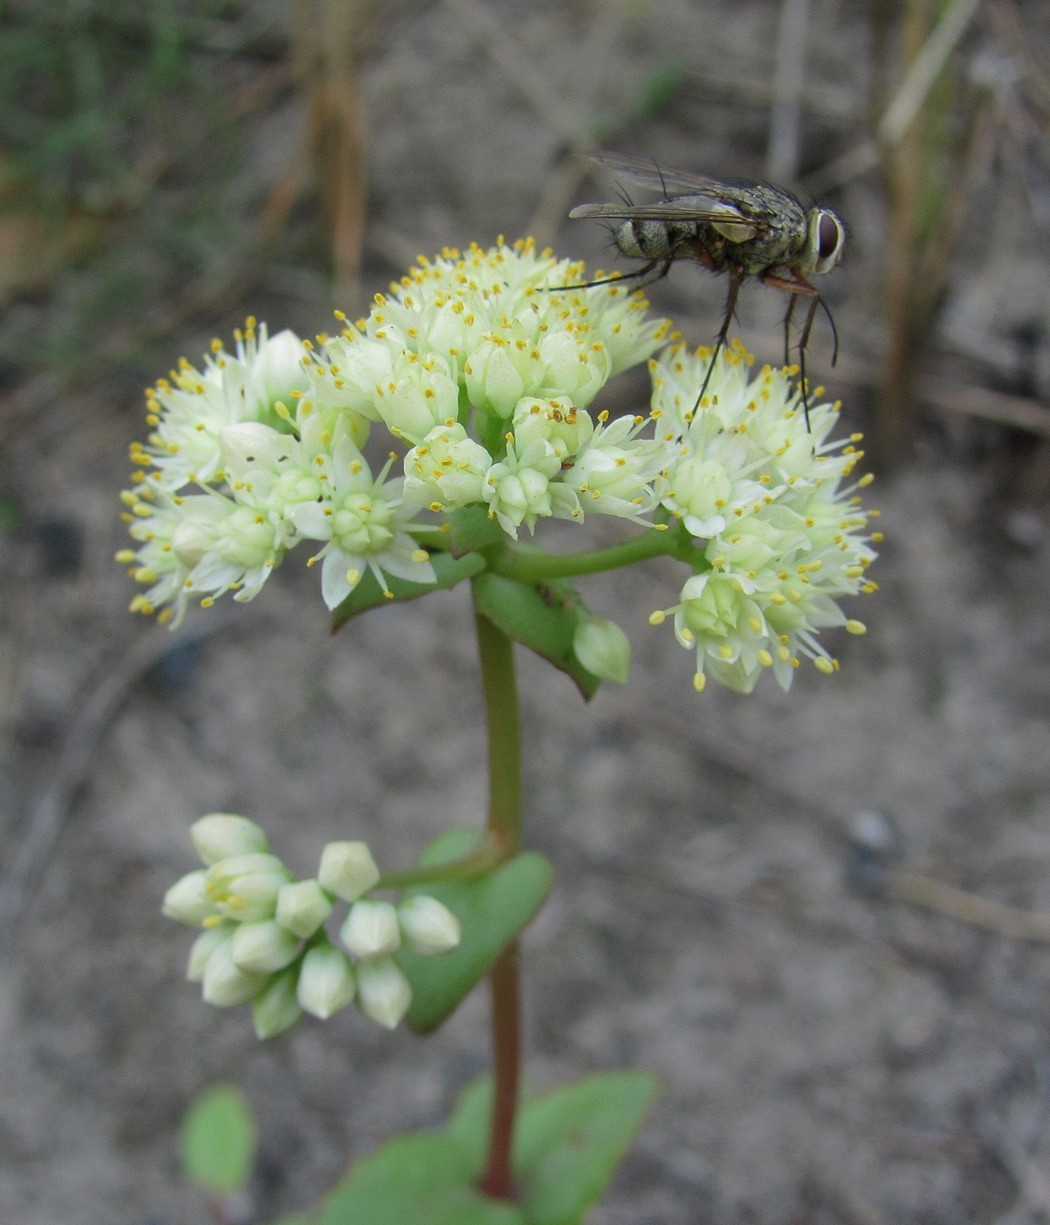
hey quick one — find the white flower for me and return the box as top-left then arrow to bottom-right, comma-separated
118,489 -> 192,625
511,395 -> 594,459
482,436 -> 568,538
163,869 -> 218,927
122,244 -> 673,619
204,852 -> 292,922
402,423 -> 492,512
130,321 -> 311,494
372,351 -> 460,442
647,344 -> 877,693
560,410 -> 670,523
291,429 -> 436,608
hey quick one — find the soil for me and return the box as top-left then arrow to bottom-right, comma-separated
2,3 -> 1050,1223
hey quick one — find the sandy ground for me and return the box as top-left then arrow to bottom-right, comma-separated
3,2 -> 1050,1223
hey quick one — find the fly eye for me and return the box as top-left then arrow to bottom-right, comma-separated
817,212 -> 843,265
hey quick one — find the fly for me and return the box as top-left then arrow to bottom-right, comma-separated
562,152 -> 846,427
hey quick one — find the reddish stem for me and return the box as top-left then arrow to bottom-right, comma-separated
479,940 -> 521,1198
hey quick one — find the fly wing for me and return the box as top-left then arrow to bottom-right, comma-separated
584,151 -> 764,200
569,197 -> 766,241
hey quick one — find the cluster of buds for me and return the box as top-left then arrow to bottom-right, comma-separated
162,814 -> 461,1038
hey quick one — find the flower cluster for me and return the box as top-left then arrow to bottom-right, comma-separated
163,815 -> 461,1038
649,341 -> 878,693
117,239 -> 878,694
118,239 -> 672,625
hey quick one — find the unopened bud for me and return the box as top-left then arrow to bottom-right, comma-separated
356,956 -> 412,1029
202,938 -> 266,1007
317,841 -> 380,903
340,899 -> 400,960
251,968 -> 302,1040
275,879 -> 332,938
573,615 -> 631,684
297,945 -> 356,1019
187,925 -> 233,982
190,814 -> 268,865
231,919 -> 301,973
397,895 -> 461,955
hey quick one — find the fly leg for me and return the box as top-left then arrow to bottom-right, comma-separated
765,271 -> 820,430
783,294 -> 797,367
794,295 -> 823,431
547,258 -> 672,292
692,267 -> 743,415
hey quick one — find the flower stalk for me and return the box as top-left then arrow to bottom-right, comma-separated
474,596 -> 524,1199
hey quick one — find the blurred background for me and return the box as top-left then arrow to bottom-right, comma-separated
1,1 -> 1049,1222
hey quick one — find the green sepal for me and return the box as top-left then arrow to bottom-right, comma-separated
401,828 -> 553,1034
313,1133 -> 524,1225
448,503 -> 507,554
180,1083 -> 257,1195
330,550 -> 486,630
471,572 -> 601,700
447,1072 -> 662,1225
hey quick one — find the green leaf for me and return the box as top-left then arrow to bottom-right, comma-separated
447,1073 -> 662,1225
401,829 -> 553,1033
315,1133 -> 524,1225
471,572 -> 601,700
331,550 -> 486,630
515,1073 -> 661,1224
180,1083 -> 257,1194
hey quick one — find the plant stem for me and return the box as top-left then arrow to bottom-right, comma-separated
482,941 -> 522,1199
489,524 -> 681,584
473,596 -> 523,1200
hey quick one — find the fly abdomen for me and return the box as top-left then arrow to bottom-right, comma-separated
615,218 -> 677,260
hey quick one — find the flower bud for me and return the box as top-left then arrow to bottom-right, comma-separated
231,919 -> 302,973
275,879 -> 333,939
252,328 -> 308,411
163,870 -> 218,927
397,895 -> 461,955
340,899 -> 401,960
190,814 -> 268,865
251,968 -> 303,1040
202,938 -> 266,1007
356,956 -> 412,1030
573,615 -> 631,684
187,924 -> 233,982
317,841 -> 380,903
464,338 -> 529,418
297,945 -> 356,1019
